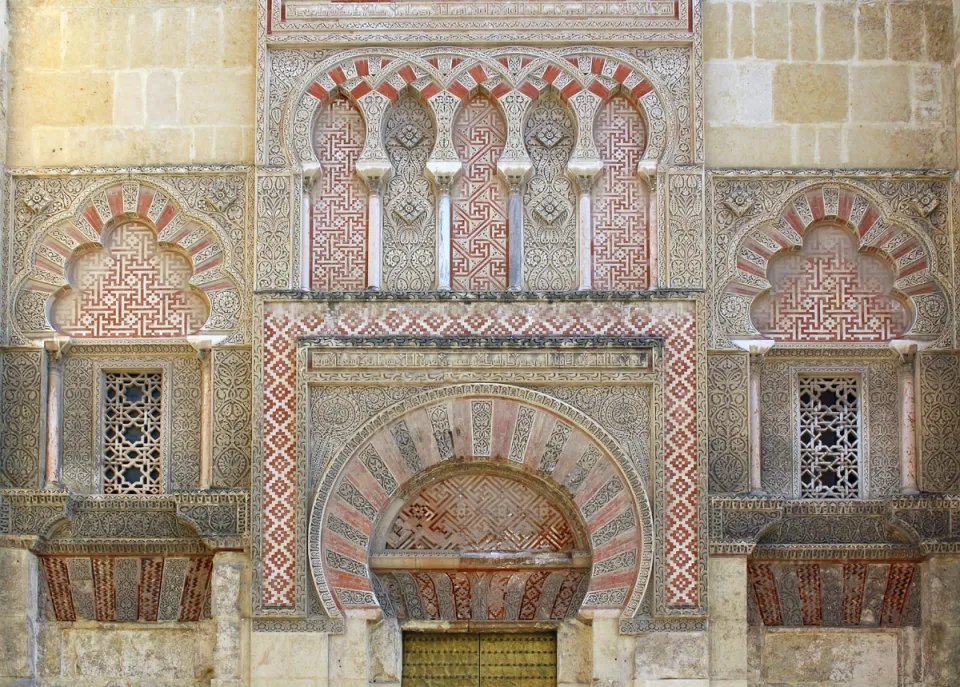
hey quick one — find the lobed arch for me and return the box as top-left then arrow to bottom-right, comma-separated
286,46 -> 673,172
12,179 -> 245,342
308,383 -> 653,622
717,183 -> 950,343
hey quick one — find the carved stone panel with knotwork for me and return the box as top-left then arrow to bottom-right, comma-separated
311,96 -> 367,291
523,93 -> 578,291
451,96 -> 508,291
382,94 -> 437,291
386,473 -> 576,552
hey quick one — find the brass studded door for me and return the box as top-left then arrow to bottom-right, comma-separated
402,632 -> 557,687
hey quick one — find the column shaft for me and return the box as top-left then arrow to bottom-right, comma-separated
507,182 -> 524,290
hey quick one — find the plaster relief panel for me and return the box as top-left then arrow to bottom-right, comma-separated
523,92 -> 578,291
382,94 -> 438,291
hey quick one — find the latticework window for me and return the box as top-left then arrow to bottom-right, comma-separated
798,376 -> 861,499
102,372 -> 163,494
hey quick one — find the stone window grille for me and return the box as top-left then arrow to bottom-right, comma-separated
102,371 -> 164,494
798,375 -> 861,499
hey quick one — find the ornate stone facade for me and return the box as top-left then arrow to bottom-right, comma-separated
1,0 -> 959,685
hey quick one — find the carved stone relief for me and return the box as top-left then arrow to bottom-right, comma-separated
757,350 -> 900,499
382,94 -> 437,291
0,349 -> 44,488
707,352 -> 749,494
523,92 -> 577,291
919,352 -> 960,493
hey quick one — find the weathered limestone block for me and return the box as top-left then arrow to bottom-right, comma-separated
761,630 -> 898,686
634,631 -> 708,681
328,614 -> 370,687
592,611 -> 634,686
118,627 -> 201,680
922,555 -> 960,687
0,549 -> 38,680
558,618 -> 592,686
369,617 -> 401,684
250,630 -> 328,686
211,551 -> 248,686
708,556 -> 748,681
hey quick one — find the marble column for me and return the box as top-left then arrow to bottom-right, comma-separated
43,338 -> 68,490
639,160 -> 659,289
357,160 -> 392,291
427,160 -> 460,291
891,340 -> 919,495
199,349 -> 213,489
734,339 -> 775,493
568,159 -> 602,291
299,162 -> 321,290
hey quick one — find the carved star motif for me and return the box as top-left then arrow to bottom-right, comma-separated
394,124 -> 424,150
23,188 -> 53,215
722,187 -> 755,218
909,192 -> 938,219
393,198 -> 426,225
533,197 -> 564,225
535,124 -> 565,149
204,179 -> 238,213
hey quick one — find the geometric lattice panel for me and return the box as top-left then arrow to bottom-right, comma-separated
386,473 -> 576,552
451,96 -> 508,291
50,222 -> 209,338
102,372 -> 163,495
751,225 -> 908,343
311,96 -> 367,290
798,376 -> 861,500
593,94 -> 649,290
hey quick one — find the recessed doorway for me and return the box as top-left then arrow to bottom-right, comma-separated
402,631 -> 557,687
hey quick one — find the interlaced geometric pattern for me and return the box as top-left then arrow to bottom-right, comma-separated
386,473 -> 575,552
752,225 -> 908,343
311,96 -> 367,290
50,222 -> 209,338
261,300 -> 698,609
451,96 -> 508,290
593,94 -> 649,290
102,372 -> 163,495
798,376 -> 861,499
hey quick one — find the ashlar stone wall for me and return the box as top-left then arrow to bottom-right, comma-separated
7,0 -> 256,167
705,0 -> 956,167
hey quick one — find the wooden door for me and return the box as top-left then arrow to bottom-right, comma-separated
402,631 -> 557,686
